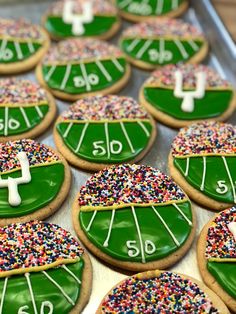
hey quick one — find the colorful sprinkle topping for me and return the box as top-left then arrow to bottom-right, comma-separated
79,164 -> 187,209
43,38 -> 123,64
122,19 -> 204,38
0,139 -> 60,174
0,18 -> 46,41
172,121 -> 236,157
205,207 -> 236,259
61,95 -> 149,121
0,78 -> 48,105
0,221 -> 83,275
146,64 -> 231,89
101,271 -> 218,313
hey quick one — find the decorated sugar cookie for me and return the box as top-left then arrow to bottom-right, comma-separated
169,121 -> 236,210
54,95 -> 156,171
97,270 -> 229,313
73,164 -> 195,271
0,221 -> 92,313
116,0 -> 189,22
36,38 -> 131,101
43,0 -> 120,40
198,207 -> 236,312
0,139 -> 70,225
0,78 -> 56,142
119,19 -> 208,70
140,64 -> 236,128
0,18 -> 50,74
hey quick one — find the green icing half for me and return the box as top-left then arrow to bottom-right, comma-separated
0,105 -> 49,136
42,58 -> 127,94
45,15 -> 118,39
174,156 -> 236,203
207,261 -> 236,299
0,163 -> 64,218
0,259 -> 84,314
79,202 -> 192,262
121,38 -> 203,66
0,39 -> 42,64
143,88 -> 233,120
56,121 -> 153,163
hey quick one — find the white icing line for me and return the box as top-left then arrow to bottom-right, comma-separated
4,107 -> 8,136
131,206 -> 146,263
118,0 -> 132,9
60,64 -> 71,90
103,209 -> 115,247
14,41 -> 23,60
200,156 -> 206,191
174,39 -> 189,59
62,265 -> 81,284
63,122 -> 73,138
0,277 -> 8,314
25,273 -> 38,314
136,39 -> 153,59
80,63 -> 91,91
156,0 -> 164,14
127,39 -> 140,53
188,39 -> 199,52
120,122 -> 135,153
27,41 -> 35,54
104,122 -> 110,159
42,271 -> 75,306
172,0 -> 179,9
0,39 -> 7,56
184,157 -> 190,177
86,210 -> 97,231
137,121 -> 150,137
35,106 -> 43,118
95,60 -> 112,82
20,107 -> 31,128
75,122 -> 89,153
111,58 -> 124,72
172,203 -> 192,226
45,65 -> 56,82
159,38 -> 165,64
222,156 -> 236,203
152,205 -> 180,246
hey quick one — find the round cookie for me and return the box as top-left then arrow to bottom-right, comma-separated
0,18 -> 50,74
116,0 -> 189,22
198,207 -> 236,312
43,0 -> 121,40
140,64 -> 236,128
36,38 -> 131,101
73,164 -> 195,271
97,270 -> 229,313
0,139 -> 71,226
0,78 -> 56,142
54,95 -> 156,171
119,19 -> 208,70
169,121 -> 236,211
0,220 -> 92,314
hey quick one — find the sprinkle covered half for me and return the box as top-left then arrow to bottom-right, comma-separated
79,164 -> 187,209
0,221 -> 83,276
101,271 -> 218,313
61,95 -> 150,121
172,121 -> 236,158
205,207 -> 236,260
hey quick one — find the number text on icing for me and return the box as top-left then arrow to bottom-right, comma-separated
128,2 -> 152,15
18,301 -> 53,314
73,74 -> 99,88
148,49 -> 172,63
92,140 -> 123,157
126,240 -> 156,257
216,180 -> 228,194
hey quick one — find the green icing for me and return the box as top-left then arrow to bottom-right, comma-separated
0,40 -> 41,64
42,58 -> 127,94
0,105 -> 49,136
207,261 -> 236,299
174,156 -> 236,203
0,163 -> 64,218
143,87 -> 233,120
45,15 -> 118,39
117,0 -> 185,16
121,38 -> 203,65
0,259 -> 84,314
56,121 -> 153,163
79,202 -> 192,262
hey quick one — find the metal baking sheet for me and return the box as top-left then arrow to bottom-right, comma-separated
1,1 -> 236,313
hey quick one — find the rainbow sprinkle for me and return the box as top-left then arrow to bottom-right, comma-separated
61,95 -> 149,121
79,164 -> 187,209
0,221 -> 83,274
0,139 -> 60,174
206,207 -> 236,259
101,271 -> 218,313
172,121 -> 236,157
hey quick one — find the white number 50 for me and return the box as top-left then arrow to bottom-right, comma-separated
126,240 -> 156,257
92,140 -> 123,156
18,301 -> 53,314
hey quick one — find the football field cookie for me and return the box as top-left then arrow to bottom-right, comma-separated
43,0 -> 120,40
198,207 -> 236,312
73,164 -> 195,271
0,78 -> 56,142
169,121 -> 236,210
140,64 -> 236,128
97,270 -> 229,313
0,139 -> 70,226
0,18 -> 50,74
0,220 -> 92,314
116,0 -> 188,22
54,95 -> 156,171
36,38 -> 131,101
119,19 -> 208,70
